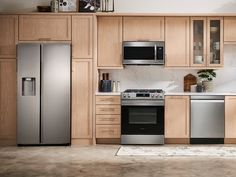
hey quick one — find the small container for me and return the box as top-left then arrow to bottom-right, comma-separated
112,81 -> 116,92
116,81 -> 121,92
51,0 -> 59,12
196,84 -> 204,92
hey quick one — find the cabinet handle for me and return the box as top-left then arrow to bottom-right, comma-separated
100,98 -> 114,102
100,108 -> 116,111
38,38 -> 51,41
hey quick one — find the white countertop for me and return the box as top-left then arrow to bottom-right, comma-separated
164,92 -> 236,96
95,92 -> 121,96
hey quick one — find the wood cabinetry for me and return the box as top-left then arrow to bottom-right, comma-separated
72,15 -> 93,59
123,17 -> 164,41
0,60 -> 16,145
19,15 -> 71,41
224,17 -> 236,42
165,96 -> 190,139
96,95 -> 121,139
225,96 -> 236,140
0,15 -> 18,58
165,17 -> 190,67
72,59 -> 93,143
97,17 -> 123,68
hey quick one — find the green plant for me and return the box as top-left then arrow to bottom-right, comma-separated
197,69 -> 216,81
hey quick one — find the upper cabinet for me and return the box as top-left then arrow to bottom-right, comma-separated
97,17 -> 123,68
19,15 -> 71,41
0,15 -> 18,58
165,17 -> 190,67
224,17 -> 236,42
123,17 -> 164,41
72,15 -> 93,59
190,17 -> 223,67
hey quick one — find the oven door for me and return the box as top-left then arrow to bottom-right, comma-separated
121,103 -> 164,135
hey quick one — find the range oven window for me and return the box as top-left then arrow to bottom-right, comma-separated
121,106 -> 164,135
129,107 -> 157,124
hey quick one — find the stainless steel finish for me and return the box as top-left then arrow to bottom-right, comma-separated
121,135 -> 164,145
121,89 -> 165,100
17,43 -> 71,145
190,96 -> 225,138
41,44 -> 70,144
17,44 -> 41,144
121,99 -> 164,106
123,41 -> 165,65
191,95 -> 225,100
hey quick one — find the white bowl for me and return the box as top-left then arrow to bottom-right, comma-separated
210,27 -> 218,33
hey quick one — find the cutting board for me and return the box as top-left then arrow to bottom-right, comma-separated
184,74 -> 197,92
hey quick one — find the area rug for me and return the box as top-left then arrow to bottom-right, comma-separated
116,145 -> 236,157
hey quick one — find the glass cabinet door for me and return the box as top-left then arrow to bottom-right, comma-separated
190,17 -> 207,67
207,17 -> 223,67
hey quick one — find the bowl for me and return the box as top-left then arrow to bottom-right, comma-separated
210,27 -> 218,33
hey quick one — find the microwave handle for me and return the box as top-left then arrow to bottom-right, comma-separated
154,45 -> 157,60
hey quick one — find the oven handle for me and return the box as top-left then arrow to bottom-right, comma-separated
121,100 -> 164,106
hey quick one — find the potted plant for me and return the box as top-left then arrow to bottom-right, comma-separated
197,69 -> 216,92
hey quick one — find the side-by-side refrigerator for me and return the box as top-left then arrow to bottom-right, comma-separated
17,43 -> 71,145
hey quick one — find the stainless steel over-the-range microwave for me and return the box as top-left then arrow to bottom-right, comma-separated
123,41 -> 165,65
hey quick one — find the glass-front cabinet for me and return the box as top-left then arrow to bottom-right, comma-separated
190,17 -> 223,67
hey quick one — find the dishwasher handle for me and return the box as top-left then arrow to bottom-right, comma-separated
191,100 -> 224,103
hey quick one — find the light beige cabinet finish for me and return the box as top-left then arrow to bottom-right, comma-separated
0,60 -> 16,144
19,15 -> 71,41
165,96 -> 190,138
0,16 -> 18,58
123,17 -> 164,41
165,17 -> 190,67
224,17 -> 236,42
96,96 -> 121,139
225,96 -> 236,138
72,15 -> 93,59
97,17 -> 122,68
72,59 -> 93,139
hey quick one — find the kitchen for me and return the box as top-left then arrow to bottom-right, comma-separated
1,0 -> 236,176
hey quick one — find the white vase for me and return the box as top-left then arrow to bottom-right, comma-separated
202,81 -> 213,92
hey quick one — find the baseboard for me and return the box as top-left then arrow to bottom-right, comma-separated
96,138 -> 120,144
165,138 -> 190,144
190,138 -> 224,144
71,139 -> 93,146
224,138 -> 236,144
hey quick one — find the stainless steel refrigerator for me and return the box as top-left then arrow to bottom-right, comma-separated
17,43 -> 71,145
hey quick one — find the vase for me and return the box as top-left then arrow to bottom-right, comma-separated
202,81 -> 213,92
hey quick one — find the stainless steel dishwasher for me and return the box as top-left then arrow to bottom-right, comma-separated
190,95 -> 225,144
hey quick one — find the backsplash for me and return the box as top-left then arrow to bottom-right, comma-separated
103,45 -> 236,92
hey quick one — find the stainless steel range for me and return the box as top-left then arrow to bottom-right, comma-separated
121,89 -> 165,145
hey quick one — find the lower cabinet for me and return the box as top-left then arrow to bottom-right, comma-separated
165,96 -> 190,141
0,59 -> 16,145
72,59 -> 93,145
225,96 -> 236,143
95,96 -> 121,141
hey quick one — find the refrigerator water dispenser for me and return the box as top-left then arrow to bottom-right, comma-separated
22,77 -> 36,96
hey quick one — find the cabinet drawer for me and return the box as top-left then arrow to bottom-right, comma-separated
19,15 -> 71,41
96,115 -> 120,125
96,105 -> 121,115
96,125 -> 120,138
96,96 -> 120,105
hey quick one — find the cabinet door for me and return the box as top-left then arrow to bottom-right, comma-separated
165,96 -> 190,138
190,17 -> 207,67
225,96 -> 236,138
98,17 -> 122,68
123,17 -> 164,41
165,17 -> 190,67
72,59 -> 93,139
19,15 -> 71,41
0,60 -> 16,142
72,15 -> 93,59
224,17 -> 236,42
0,16 -> 18,58
207,17 -> 223,67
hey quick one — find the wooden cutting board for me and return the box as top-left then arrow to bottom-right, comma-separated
184,74 -> 197,92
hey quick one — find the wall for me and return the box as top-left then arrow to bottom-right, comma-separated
1,0 -> 236,12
